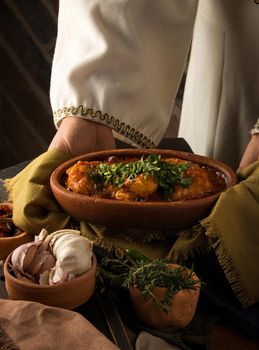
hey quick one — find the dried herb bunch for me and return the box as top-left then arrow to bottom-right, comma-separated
99,250 -> 200,314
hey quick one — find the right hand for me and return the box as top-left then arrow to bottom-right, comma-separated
239,134 -> 259,170
48,117 -> 116,157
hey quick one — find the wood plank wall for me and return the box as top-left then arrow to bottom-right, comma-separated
0,0 -> 186,169
0,0 -> 58,168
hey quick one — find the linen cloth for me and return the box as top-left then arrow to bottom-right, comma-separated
0,299 -> 119,350
4,150 -> 259,308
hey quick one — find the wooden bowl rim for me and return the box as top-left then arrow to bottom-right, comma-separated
0,231 -> 31,243
4,252 -> 97,290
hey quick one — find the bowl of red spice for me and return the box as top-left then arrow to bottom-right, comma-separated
0,202 -> 33,260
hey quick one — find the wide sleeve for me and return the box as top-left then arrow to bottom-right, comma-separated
50,0 -> 198,148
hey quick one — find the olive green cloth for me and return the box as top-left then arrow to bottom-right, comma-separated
4,149 -> 71,234
200,161 -> 259,307
80,222 -> 177,260
165,161 -> 259,308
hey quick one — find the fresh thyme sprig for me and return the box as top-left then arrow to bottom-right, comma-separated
89,154 -> 192,195
123,259 -> 199,313
98,254 -> 201,314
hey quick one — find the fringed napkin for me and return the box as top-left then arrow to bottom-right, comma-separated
166,225 -> 210,262
80,222 -> 177,260
198,161 -> 259,307
4,149 -> 71,234
0,325 -> 19,350
164,161 -> 259,307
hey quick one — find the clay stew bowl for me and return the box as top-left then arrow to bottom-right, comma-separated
50,149 -> 237,230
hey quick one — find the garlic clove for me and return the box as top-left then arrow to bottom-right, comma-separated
22,242 -> 42,271
26,250 -> 56,276
35,228 -> 48,242
51,234 -> 93,276
11,240 -> 42,274
39,270 -> 50,285
48,229 -> 81,250
49,265 -> 70,285
15,270 -> 36,283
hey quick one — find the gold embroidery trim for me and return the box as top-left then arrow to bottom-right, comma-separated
54,105 -> 156,148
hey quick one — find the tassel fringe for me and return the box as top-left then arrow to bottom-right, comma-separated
3,178 -> 14,202
166,225 -> 210,261
201,217 -> 254,307
212,237 -> 253,307
0,326 -> 19,350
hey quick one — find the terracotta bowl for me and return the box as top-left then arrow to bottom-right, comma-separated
4,253 -> 97,310
0,202 -> 33,261
129,264 -> 201,329
50,149 -> 237,230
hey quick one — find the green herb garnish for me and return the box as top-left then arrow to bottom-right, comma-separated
89,154 -> 192,197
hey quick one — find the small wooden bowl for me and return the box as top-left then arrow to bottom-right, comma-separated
50,149 -> 237,230
0,202 -> 33,261
4,253 -> 97,310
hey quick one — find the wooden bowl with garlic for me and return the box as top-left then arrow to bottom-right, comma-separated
0,202 -> 33,261
3,229 -> 97,310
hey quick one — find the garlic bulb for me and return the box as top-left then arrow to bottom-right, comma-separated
48,230 -> 93,284
10,228 -> 93,286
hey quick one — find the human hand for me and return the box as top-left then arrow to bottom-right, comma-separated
48,117 -> 116,157
239,134 -> 259,169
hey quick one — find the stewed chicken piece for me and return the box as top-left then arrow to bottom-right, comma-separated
165,158 -> 216,200
114,174 -> 158,201
65,161 -> 97,195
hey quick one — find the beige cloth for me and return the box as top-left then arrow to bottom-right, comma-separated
0,299 -> 119,350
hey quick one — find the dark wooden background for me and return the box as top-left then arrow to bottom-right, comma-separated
0,0 -> 185,170
0,0 -> 58,169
